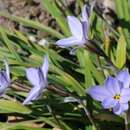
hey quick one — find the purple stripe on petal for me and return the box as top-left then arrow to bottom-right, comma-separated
67,16 -> 83,40
87,86 -> 110,101
82,21 -> 88,40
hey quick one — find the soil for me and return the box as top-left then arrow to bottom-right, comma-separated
0,0 -> 75,38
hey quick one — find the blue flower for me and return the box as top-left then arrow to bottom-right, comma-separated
87,72 -> 130,115
0,60 -> 10,95
116,70 -> 130,88
23,55 -> 49,105
56,5 -> 89,48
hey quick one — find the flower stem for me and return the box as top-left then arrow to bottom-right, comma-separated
124,113 -> 128,130
47,85 -> 98,130
77,99 -> 98,130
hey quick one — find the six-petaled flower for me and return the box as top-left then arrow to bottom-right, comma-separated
23,55 -> 49,105
56,5 -> 89,48
87,71 -> 130,115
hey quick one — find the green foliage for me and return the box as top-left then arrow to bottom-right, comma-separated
0,0 -> 129,130
115,29 -> 126,69
0,100 -> 31,114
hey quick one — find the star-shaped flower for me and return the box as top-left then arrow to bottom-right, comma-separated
23,55 -> 49,105
88,73 -> 130,115
56,5 -> 89,48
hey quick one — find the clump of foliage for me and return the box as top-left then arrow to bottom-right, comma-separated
0,0 -> 130,130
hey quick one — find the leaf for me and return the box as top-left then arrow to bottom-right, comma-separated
77,49 -> 104,87
115,30 -> 126,69
83,50 -> 104,85
42,0 -> 69,36
0,12 -> 64,39
86,126 -> 96,130
0,100 -> 31,114
50,65 -> 85,96
0,27 -> 22,62
77,49 -> 94,88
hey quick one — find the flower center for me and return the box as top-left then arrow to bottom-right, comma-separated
114,94 -> 121,101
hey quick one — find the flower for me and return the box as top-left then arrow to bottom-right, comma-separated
23,55 -> 49,105
116,70 -> 130,88
56,5 -> 89,48
0,60 -> 10,95
87,75 -> 130,115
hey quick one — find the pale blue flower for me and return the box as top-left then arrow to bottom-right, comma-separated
56,5 -> 89,48
0,60 -> 10,95
116,70 -> 130,88
88,74 -> 130,115
23,55 -> 49,105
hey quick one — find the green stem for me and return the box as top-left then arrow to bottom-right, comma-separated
124,113 -> 128,130
77,99 -> 98,130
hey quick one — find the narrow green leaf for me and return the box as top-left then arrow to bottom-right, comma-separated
86,125 -> 96,130
77,49 -> 104,87
0,100 -> 31,114
77,49 -> 94,88
42,0 -> 69,36
50,65 -> 85,96
85,52 -> 104,85
0,27 -> 22,61
116,30 -> 126,69
0,12 -> 64,39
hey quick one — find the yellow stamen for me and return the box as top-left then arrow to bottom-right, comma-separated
114,94 -> 120,100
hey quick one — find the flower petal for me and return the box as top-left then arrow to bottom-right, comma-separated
87,86 -> 110,101
0,86 -> 7,96
23,86 -> 41,105
82,5 -> 89,23
56,36 -> 84,47
120,88 -> 130,103
67,16 -> 83,40
26,68 -> 41,87
82,22 -> 88,40
113,103 -> 128,115
116,70 -> 130,88
81,5 -> 89,39
102,98 -> 117,109
0,71 -> 10,88
41,55 -> 49,80
105,76 -> 121,96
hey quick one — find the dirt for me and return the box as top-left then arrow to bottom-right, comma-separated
0,0 -> 75,38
